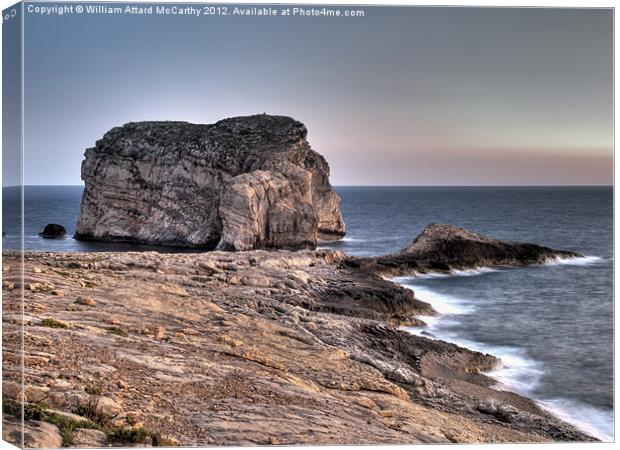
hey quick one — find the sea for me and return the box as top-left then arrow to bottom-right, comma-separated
2,185 -> 614,441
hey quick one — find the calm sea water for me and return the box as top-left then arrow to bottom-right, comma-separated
2,186 -> 614,440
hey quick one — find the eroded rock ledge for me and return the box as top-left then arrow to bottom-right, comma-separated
75,115 -> 345,251
353,224 -> 583,277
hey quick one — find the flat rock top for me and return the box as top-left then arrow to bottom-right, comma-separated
94,114 -> 308,161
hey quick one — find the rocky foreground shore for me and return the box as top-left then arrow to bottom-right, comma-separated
2,226 -> 592,447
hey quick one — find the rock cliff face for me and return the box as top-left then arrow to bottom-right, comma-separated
75,115 -> 345,250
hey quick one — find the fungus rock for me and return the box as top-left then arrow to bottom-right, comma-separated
75,115 -> 345,250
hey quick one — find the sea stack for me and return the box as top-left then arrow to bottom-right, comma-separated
75,114 -> 345,250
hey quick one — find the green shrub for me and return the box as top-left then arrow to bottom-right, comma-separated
40,318 -> 69,329
84,385 -> 102,396
73,397 -> 109,426
3,396 -> 100,447
108,426 -> 150,443
105,326 -> 127,337
2,396 -> 46,421
45,412 -> 100,447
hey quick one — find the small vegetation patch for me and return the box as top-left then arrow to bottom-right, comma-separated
3,395 -> 177,447
40,318 -> 69,329
73,397 -> 109,426
3,396 -> 100,447
3,396 -> 45,421
84,385 -> 103,396
108,426 -> 150,443
105,326 -> 127,337
47,411 -> 101,447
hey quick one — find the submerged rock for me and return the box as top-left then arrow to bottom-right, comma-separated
75,114 -> 345,250
39,223 -> 67,239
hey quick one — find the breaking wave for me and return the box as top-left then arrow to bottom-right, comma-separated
397,279 -> 613,442
546,255 -> 603,266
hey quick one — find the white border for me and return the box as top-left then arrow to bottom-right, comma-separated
0,2 -> 616,450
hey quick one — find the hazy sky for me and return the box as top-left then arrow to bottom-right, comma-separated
3,4 -> 613,186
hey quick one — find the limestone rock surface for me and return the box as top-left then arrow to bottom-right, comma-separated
75,114 -> 345,250
2,416 -> 63,448
3,249 -> 594,446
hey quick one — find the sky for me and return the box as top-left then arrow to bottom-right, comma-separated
3,4 -> 614,186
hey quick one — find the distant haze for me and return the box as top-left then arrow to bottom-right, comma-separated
4,5 -> 613,186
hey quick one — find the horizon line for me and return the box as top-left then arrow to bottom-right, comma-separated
2,184 -> 614,188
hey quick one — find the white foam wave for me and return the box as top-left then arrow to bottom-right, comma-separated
452,267 -> 501,277
404,316 -> 545,396
482,345 -> 545,395
403,315 -> 439,337
395,279 -> 613,442
546,255 -> 603,266
539,399 -> 614,442
462,338 -> 614,442
401,287 -> 544,395
398,281 -> 475,341
340,237 -> 367,242
394,266 -> 500,280
405,285 -> 474,315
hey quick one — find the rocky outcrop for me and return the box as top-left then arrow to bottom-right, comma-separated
2,249 -> 594,447
2,416 -> 63,448
75,115 -> 345,250
39,224 -> 67,239
402,224 -> 582,266
355,224 -> 583,276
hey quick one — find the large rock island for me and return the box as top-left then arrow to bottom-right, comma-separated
75,115 -> 345,250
